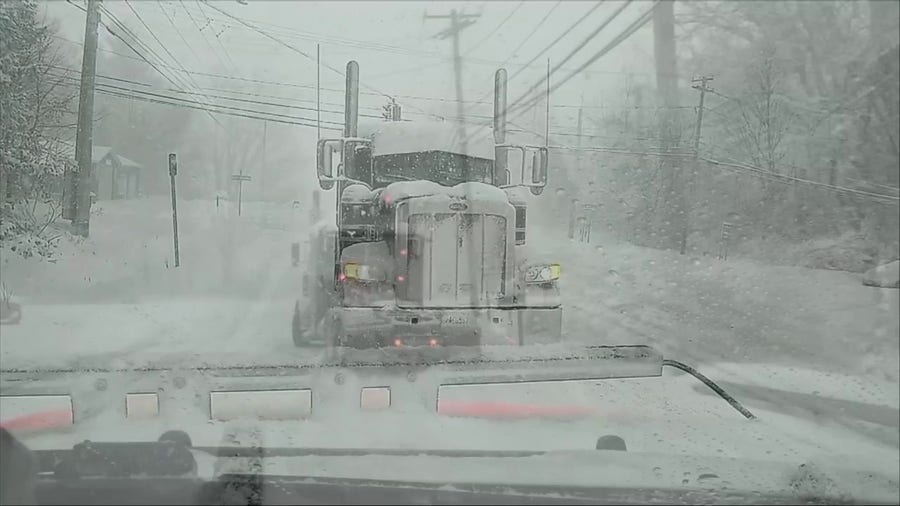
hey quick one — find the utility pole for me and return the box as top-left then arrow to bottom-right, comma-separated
73,0 -> 101,237
168,154 -> 180,267
424,9 -> 480,161
316,43 -> 321,140
568,101 -> 584,241
652,0 -> 686,254
231,172 -> 251,216
261,120 -> 267,201
691,75 -> 714,155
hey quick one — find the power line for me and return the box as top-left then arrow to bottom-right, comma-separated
199,1 -> 453,123
551,143 -> 899,204
178,0 -> 230,71
157,1 -> 202,64
87,0 -> 223,132
178,1 -> 454,60
94,3 -> 195,92
121,1 -> 216,112
95,87 -> 342,130
497,1 -> 563,69
464,0 -> 631,118
457,1 -> 654,148
201,1 -> 391,100
53,73 -> 344,129
510,1 -> 657,116
462,1 -> 524,56
51,71 -> 347,126
505,1 -> 605,85
50,66 -> 396,126
194,0 -> 237,70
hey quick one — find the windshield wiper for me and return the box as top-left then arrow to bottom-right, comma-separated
662,359 -> 756,420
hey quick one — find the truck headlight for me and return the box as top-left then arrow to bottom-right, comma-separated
524,263 -> 561,284
342,263 -> 385,282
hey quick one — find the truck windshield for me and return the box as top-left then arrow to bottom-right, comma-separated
372,151 -> 493,188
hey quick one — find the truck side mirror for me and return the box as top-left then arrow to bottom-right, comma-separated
338,139 -> 373,186
349,143 -> 373,185
530,147 -> 548,196
316,139 -> 342,190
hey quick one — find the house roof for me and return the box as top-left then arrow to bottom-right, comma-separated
56,141 -> 141,168
115,155 -> 142,169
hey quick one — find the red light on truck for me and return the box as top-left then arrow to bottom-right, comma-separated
393,338 -> 404,347
428,338 -> 440,347
400,248 -> 407,257
396,275 -> 405,282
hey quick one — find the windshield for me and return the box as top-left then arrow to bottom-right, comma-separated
1,0 -> 898,504
373,151 -> 494,187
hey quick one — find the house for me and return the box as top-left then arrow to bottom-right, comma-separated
92,146 -> 143,200
59,142 -> 143,200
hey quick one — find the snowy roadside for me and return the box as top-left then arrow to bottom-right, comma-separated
540,224 -> 899,383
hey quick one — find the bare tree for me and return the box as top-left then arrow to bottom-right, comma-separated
726,45 -> 794,174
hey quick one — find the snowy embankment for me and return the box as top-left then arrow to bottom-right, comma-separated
1,197 -> 303,304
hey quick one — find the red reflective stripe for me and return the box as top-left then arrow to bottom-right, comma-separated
0,409 -> 73,432
438,400 -> 595,420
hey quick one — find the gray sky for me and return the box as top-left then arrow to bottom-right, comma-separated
42,1 -> 662,132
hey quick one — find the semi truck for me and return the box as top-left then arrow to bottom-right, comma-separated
293,61 -> 562,350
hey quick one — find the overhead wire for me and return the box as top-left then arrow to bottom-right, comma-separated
157,1 -> 203,64
496,0 -> 563,69
505,1 -> 605,85
462,1 -> 525,56
549,141 -> 899,204
51,71 -> 344,130
456,1 -> 654,149
194,0 -> 237,69
510,0 -> 633,112
120,0 -> 221,125
94,3 -> 195,91
48,67 -> 387,123
509,1 -> 657,116
178,0 -> 230,71
199,0 -> 449,123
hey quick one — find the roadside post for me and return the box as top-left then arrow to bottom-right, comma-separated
719,221 -> 732,260
168,153 -> 180,268
231,172 -> 251,217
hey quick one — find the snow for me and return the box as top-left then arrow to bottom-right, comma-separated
358,120 -> 495,159
0,193 -> 897,497
863,260 -> 900,288
380,180 -> 510,205
340,183 -> 375,203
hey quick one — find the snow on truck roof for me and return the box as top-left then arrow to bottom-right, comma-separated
342,181 -> 510,205
357,120 -> 495,159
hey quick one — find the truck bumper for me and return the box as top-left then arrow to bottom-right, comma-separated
337,306 -> 562,348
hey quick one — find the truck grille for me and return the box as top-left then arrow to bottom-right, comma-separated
405,213 -> 506,307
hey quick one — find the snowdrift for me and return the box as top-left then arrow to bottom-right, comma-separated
863,260 -> 900,289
